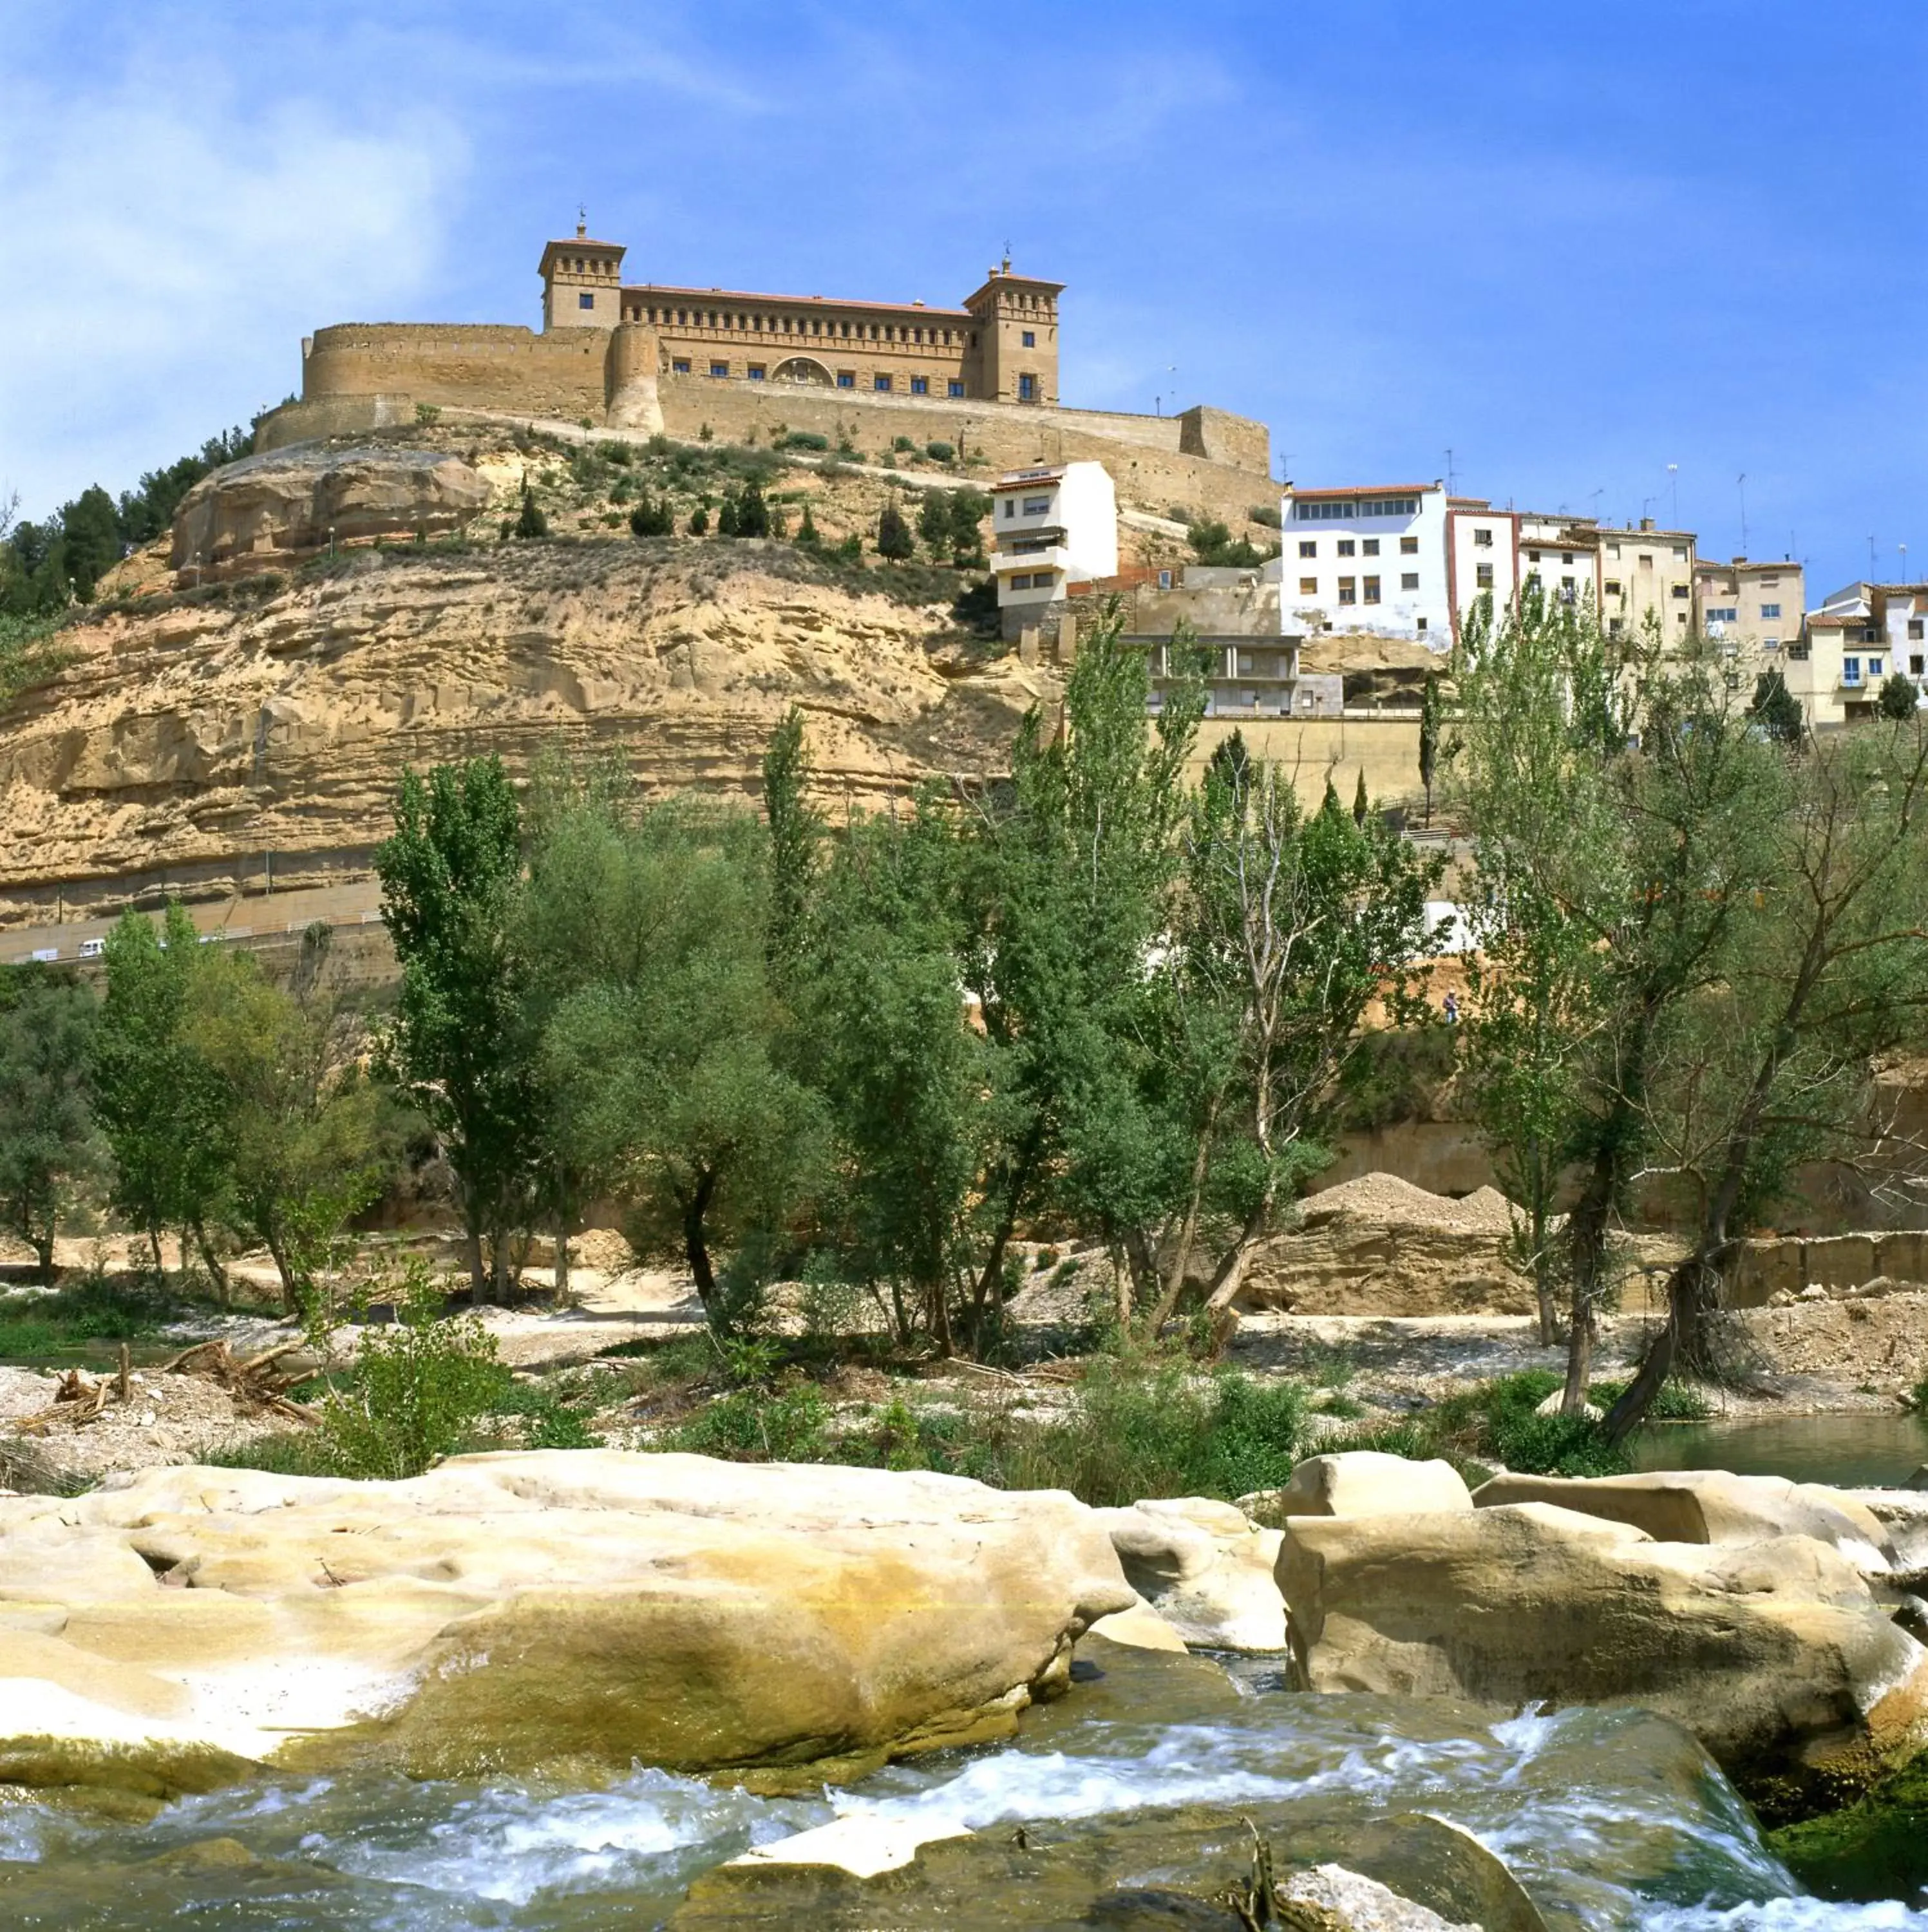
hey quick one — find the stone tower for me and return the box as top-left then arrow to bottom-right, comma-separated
539,216 -> 626,332
963,260 -> 1064,406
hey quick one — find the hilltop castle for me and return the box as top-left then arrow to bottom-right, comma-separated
254,223 -> 1272,523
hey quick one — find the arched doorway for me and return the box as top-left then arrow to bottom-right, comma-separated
771,356 -> 834,389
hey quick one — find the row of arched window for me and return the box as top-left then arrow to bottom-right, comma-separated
625,305 -> 974,348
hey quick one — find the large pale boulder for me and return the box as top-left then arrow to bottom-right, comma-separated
1473,1469 -> 1896,1575
0,1451 -> 1133,1793
1278,1499 -> 1928,1803
171,446 -> 491,573
1095,1497 -> 1286,1651
1243,1451 -> 1474,1524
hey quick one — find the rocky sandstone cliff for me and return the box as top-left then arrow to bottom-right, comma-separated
0,538 -> 1052,923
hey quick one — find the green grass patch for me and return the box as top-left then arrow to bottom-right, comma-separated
0,1272 -> 194,1362
664,1363 -> 1309,1508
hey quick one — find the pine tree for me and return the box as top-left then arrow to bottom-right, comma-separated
1748,669 -> 1804,744
876,498 -> 914,562
514,484 -> 548,540
688,505 -> 710,536
735,481 -> 771,539
1353,768 -> 1370,827
795,504 -> 820,549
717,492 -> 741,538
1419,673 -> 1441,826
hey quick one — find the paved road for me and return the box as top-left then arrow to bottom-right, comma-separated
3,880 -> 387,967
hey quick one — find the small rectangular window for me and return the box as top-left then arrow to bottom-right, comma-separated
1871,657 -> 1885,678
1299,540 -> 1316,558
1337,577 -> 1357,605
1021,330 -> 1035,347
1298,576 -> 1318,595
1363,576 -> 1381,604
1759,602 -> 1781,620
671,358 -> 691,375
1673,545 -> 1688,560
1844,657 -> 1862,685
709,361 -> 729,377
1361,538 -> 1379,556
837,371 -> 856,388
748,364 -> 766,380
1023,497 -> 1051,515
1671,583 -> 1690,599
1911,620 -> 1925,641
948,379 -> 965,397
1337,539 -> 1356,557
578,292 -> 595,310
1401,572 -> 1419,591
911,376 -> 929,395
1604,579 -> 1622,596
1914,654 -> 1926,674
1018,374 -> 1037,401
1002,501 -> 1015,518
874,374 -> 893,392
1009,573 -> 1031,591
1527,549 -> 1542,564
1400,536 -> 1419,554
1475,562 -> 1495,589
1473,528 -> 1493,549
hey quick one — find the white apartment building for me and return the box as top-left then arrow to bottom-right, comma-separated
990,460 -> 1117,616
1517,514 -> 1603,614
1282,484 -> 1451,645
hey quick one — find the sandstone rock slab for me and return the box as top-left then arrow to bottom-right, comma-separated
1278,1497 -> 1928,1803
1244,1451 -> 1474,1524
1096,1496 -> 1286,1651
0,1451 -> 1134,1792
1471,1468 -> 1896,1574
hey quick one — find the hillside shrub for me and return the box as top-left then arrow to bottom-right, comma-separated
628,492 -> 674,538
925,441 -> 955,463
317,1263 -> 509,1478
892,436 -> 916,455
776,431 -> 829,452
1248,503 -> 1283,529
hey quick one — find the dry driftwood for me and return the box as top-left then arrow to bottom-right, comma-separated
158,1338 -> 320,1425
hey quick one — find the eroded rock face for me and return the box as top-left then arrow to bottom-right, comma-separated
1473,1470 -> 1896,1576
1095,1497 -> 1286,1651
0,1452 -> 1134,1792
1277,1497 -> 1928,1804
171,447 -> 492,573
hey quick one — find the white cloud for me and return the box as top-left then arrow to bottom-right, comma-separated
0,54 -> 466,515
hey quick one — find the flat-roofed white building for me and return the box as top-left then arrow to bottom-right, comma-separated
1517,514 -> 1603,615
990,461 -> 1117,626
1283,484 -> 1450,645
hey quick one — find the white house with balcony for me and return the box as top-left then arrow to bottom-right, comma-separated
990,462 -> 1117,629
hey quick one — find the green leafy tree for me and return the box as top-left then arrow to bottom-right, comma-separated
521,795 -> 825,1330
92,905 -> 236,1291
1181,747 -> 1441,1334
1750,668 -> 1806,744
0,970 -> 102,1280
1605,723 -> 1928,1438
375,758 -> 538,1303
182,933 -> 394,1314
808,800 -> 986,1349
960,613 -> 1207,1339
948,489 -> 990,565
1879,671 -> 1921,721
688,504 -> 710,536
794,504 -> 821,549
717,492 -> 741,538
918,490 -> 953,560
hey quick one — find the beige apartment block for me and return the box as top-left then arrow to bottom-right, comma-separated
1694,557 -> 1803,656
1600,519 -> 1696,643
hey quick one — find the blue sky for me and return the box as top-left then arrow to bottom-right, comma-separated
3,1 -> 1922,596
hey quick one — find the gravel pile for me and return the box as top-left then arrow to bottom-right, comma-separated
1301,1173 -> 1518,1236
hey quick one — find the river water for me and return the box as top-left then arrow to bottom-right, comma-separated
1630,1414 -> 1928,1491
0,1643 -> 1918,1930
